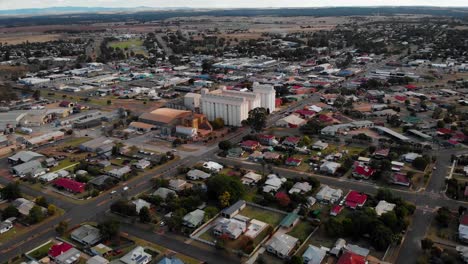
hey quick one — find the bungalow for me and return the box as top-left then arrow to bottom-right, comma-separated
391,161 -> 405,172
203,161 -> 223,173
134,159 -> 151,170
11,160 -> 46,178
263,152 -> 281,161
71,224 -> 102,246
282,137 -> 301,148
48,242 -> 73,259
107,166 -> 131,180
241,171 -> 262,185
312,140 -> 328,150
345,191 -> 368,209
459,214 -> 468,243
352,165 -> 375,180
245,219 -> 268,239
401,152 -> 422,163
373,148 -> 390,159
221,200 -> 246,219
391,173 -> 411,187
279,212 -> 299,228
285,157 -> 302,167
241,140 -> 261,151
258,134 -> 278,146
53,178 -> 86,193
88,175 -> 116,190
375,200 -> 396,216
120,246 -> 151,264
248,151 -> 264,161
12,198 -> 38,216
8,151 -> 44,165
263,174 -> 286,193
316,185 -> 343,204
169,179 -> 188,191
330,205 -> 344,216
152,187 -> 177,199
302,245 -> 327,264
183,209 -> 205,228
336,251 -> 366,264
276,114 -> 306,128
295,109 -> 316,119
288,182 -> 312,194
266,233 -> 299,259
132,199 -> 151,213
213,218 -> 247,239
187,169 -> 211,180
227,147 -> 244,158
320,161 -> 341,175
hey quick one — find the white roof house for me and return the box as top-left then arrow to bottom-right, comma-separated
375,200 -> 396,216
302,245 -> 327,264
203,161 -> 223,172
187,169 -> 211,180
265,233 -> 299,259
275,114 -> 306,127
320,161 -> 341,174
241,171 -> 262,185
262,174 -> 286,193
316,185 -> 343,203
120,246 -> 151,264
401,152 -> 422,163
288,182 -> 312,194
132,199 -> 151,214
213,218 -> 247,240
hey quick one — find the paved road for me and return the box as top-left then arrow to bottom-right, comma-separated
155,34 -> 173,56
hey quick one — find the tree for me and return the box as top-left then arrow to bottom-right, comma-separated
107,100 -> 112,105
206,174 -> 245,205
218,140 -> 232,151
413,157 -> 429,170
288,256 -> 303,264
2,205 -> 19,220
437,120 -> 446,128
211,118 -> 225,130
201,59 -> 213,74
32,90 -> 41,100
300,136 -> 312,147
218,191 -> 231,208
47,204 -> 57,215
98,220 -> 120,241
370,224 -> 394,250
28,206 -> 45,224
421,238 -> 434,251
1,182 -> 22,200
325,218 -> 344,237
35,196 -> 48,207
139,206 -> 151,223
247,107 -> 268,132
275,192 -> 291,207
55,220 -> 69,236
204,206 -> 219,220
435,207 -> 450,227
110,200 -> 137,216
380,211 -> 399,233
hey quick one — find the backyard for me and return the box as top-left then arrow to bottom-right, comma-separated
240,205 -> 285,226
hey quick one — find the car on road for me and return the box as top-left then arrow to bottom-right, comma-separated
110,190 -> 117,194
123,186 -> 129,191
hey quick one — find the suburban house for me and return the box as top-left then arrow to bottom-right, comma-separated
227,147 -> 245,158
240,140 -> 261,151
53,178 -> 86,193
71,225 -> 102,246
316,185 -> 343,204
279,212 -> 300,229
320,161 -> 341,175
8,151 -> 45,165
202,161 -> 223,172
302,245 -> 327,264
282,136 -> 301,148
263,174 -> 286,193
107,166 -> 131,180
258,134 -> 278,146
88,175 -> 116,190
391,173 -> 411,187
120,246 -> 151,264
276,114 -> 306,128
169,179 -> 188,191
134,159 -> 151,170
87,255 -> 109,264
213,218 -> 247,239
352,165 -> 376,180
265,233 -> 299,259
12,198 -> 42,216
183,209 -> 205,228
330,205 -> 344,216
132,199 -> 151,213
288,182 -> 312,194
241,171 -> 262,185
459,214 -> 468,243
263,152 -> 281,161
375,200 -> 396,216
401,152 -> 422,163
152,187 -> 177,199
285,157 -> 302,167
312,140 -> 329,150
11,160 -> 46,178
345,191 -> 368,209
186,169 -> 211,180
221,200 -> 246,219
336,251 -> 366,264
49,242 -> 82,264
157,257 -> 184,264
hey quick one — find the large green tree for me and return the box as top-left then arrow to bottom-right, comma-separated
246,107 -> 268,132
98,220 -> 120,241
206,174 -> 245,206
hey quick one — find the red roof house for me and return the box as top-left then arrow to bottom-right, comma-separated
49,242 -> 73,258
240,140 -> 261,151
53,178 -> 86,193
405,84 -> 418,90
295,109 -> 316,119
330,205 -> 344,216
318,114 -> 333,123
392,173 -> 411,187
437,128 -> 453,135
282,136 -> 301,147
394,95 -> 407,102
345,191 -> 368,209
285,157 -> 302,167
337,252 -> 366,264
352,165 -> 376,180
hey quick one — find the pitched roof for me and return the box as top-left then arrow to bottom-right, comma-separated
345,191 -> 368,208
353,165 -> 375,178
279,212 -> 299,227
49,242 -> 73,258
53,178 -> 86,193
336,251 -> 366,264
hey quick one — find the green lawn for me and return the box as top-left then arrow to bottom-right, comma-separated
287,221 -> 315,242
240,205 -> 285,226
28,241 -> 53,259
109,39 -> 143,49
65,137 -> 91,147
52,159 -> 79,172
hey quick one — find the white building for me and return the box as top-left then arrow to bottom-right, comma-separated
253,82 -> 276,112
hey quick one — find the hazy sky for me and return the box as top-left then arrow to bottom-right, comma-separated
1,0 -> 467,10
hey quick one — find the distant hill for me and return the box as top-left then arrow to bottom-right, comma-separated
0,6 -> 467,27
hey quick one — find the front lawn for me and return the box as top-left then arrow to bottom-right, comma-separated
287,220 -> 315,242
240,205 -> 285,226
28,241 -> 53,259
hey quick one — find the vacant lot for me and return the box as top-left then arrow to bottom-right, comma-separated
240,205 -> 285,227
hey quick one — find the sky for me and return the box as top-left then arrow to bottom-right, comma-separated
0,0 -> 468,10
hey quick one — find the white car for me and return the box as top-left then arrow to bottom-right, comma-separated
110,190 -> 117,194
123,186 -> 129,191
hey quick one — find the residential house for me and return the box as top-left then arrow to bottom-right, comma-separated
53,178 -> 86,193
241,140 -> 261,151
316,185 -> 343,204
375,200 -> 396,216
459,214 -> 468,243
320,161 -> 341,175
330,238 -> 347,256
71,224 -> 102,246
401,152 -> 422,163
279,212 -> 299,229
8,151 -> 45,165
227,147 -> 244,158
373,148 -> 390,159
285,157 -> 302,167
183,209 -> 205,228
336,251 -> 366,264
241,171 -> 262,185
245,219 -> 268,239
288,182 -> 312,194
248,151 -> 264,161
87,256 -> 109,264
352,165 -> 375,180
213,218 -> 247,239
169,179 -> 188,191
88,175 -> 116,190
282,137 -> 301,148
90,243 -> 112,257
258,134 -> 278,146
202,161 -> 223,172
54,248 -> 82,264
263,152 -> 281,161
48,242 -> 73,259
312,140 -> 329,150
132,199 -> 151,213
330,205 -> 344,216
265,233 -> 299,259
263,174 -> 286,193
186,169 -> 210,180
45,157 -> 58,168
345,191 -> 368,209
152,187 -> 177,199
302,245 -> 327,264
120,246 -> 152,264
157,257 -> 184,264
12,198 -> 38,216
79,137 -> 114,153
134,159 -> 151,170
107,166 -> 131,180
221,200 -> 246,219
276,114 -> 306,128
391,173 -> 411,187
345,244 -> 370,257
